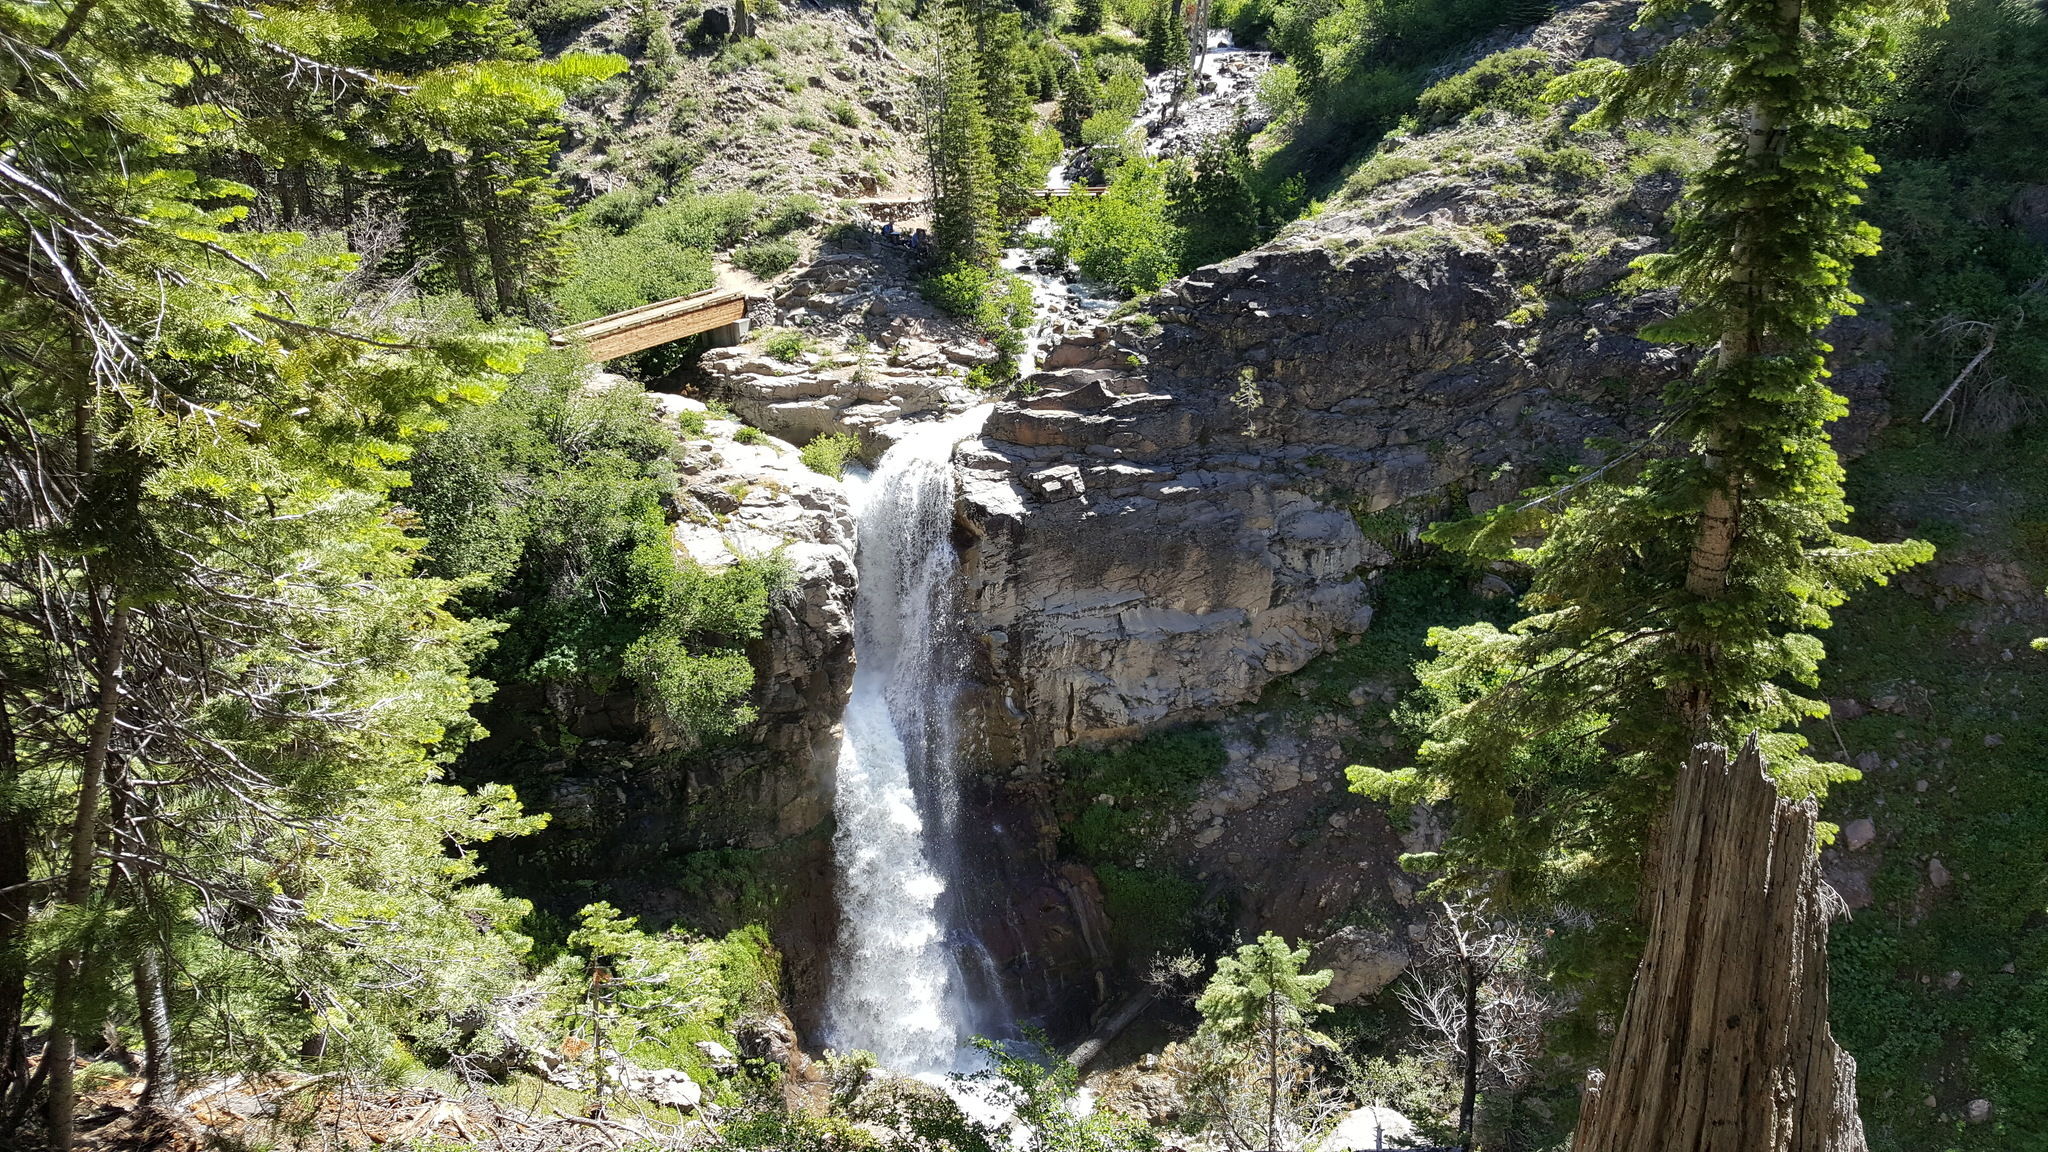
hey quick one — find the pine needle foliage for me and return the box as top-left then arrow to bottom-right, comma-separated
1351,0 -> 1942,950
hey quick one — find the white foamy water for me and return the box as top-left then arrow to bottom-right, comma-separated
825,407 -> 995,1076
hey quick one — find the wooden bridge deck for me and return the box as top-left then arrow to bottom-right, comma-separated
553,288 -> 746,361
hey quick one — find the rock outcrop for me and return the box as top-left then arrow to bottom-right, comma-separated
959,189 -> 1680,755
698,245 -> 992,449
1572,739 -> 1867,1152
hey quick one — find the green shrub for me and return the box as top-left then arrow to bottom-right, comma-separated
1342,153 -> 1429,199
760,193 -> 822,236
673,408 -> 710,438
1096,864 -> 1202,956
580,186 -> 654,233
808,138 -> 835,158
511,0 -> 611,35
799,431 -> 860,478
828,97 -> 860,126
1056,727 -> 1226,863
555,227 -> 716,323
1415,47 -> 1560,128
734,237 -> 801,279
732,424 -> 769,445
760,328 -> 813,361
920,265 -> 1032,372
1516,143 -> 1604,189
711,37 -> 777,75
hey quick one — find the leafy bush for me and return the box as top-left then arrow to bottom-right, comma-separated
760,193 -> 822,236
555,228 -> 715,322
580,186 -> 654,232
1413,47 -> 1559,127
760,328 -> 813,361
1097,864 -> 1202,955
553,904 -> 781,1084
732,424 -> 770,445
799,431 -> 861,478
1515,143 -> 1604,189
829,97 -> 860,126
1049,157 -> 1182,296
734,236 -> 801,278
921,263 -> 1033,361
511,0 -> 611,35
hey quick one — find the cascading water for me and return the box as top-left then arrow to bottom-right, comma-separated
824,406 -> 996,1076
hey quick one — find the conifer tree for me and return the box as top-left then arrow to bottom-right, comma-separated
1351,0 -> 1941,987
1057,55 -> 1100,145
925,5 -> 1001,269
1076,0 -> 1107,33
0,0 -> 571,1139
968,0 -> 1037,219
1142,0 -> 1189,74
1194,934 -> 1333,1152
1167,123 -> 1262,269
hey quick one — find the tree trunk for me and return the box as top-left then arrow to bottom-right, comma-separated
1570,739 -> 1866,1152
1266,988 -> 1279,1150
438,166 -> 488,317
1684,0 -> 1799,605
47,598 -> 130,1149
471,162 -> 523,319
1459,954 -> 1479,1148
0,697 -> 29,1116
132,948 -> 177,1109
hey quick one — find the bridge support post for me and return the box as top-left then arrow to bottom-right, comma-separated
705,318 -> 750,348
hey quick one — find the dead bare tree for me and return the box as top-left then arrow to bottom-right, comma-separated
1398,900 -> 1564,1151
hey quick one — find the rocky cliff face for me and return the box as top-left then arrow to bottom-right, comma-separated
957,0 -> 1890,761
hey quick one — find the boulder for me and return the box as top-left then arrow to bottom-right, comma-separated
630,1067 -> 702,1110
1325,1106 -> 1417,1150
1842,818 -> 1876,852
1310,926 -> 1410,1005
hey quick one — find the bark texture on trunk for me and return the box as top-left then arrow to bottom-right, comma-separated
1572,738 -> 1865,1152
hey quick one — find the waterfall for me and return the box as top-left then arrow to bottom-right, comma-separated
824,406 -> 994,1075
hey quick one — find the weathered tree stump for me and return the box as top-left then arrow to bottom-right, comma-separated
1572,738 -> 1865,1152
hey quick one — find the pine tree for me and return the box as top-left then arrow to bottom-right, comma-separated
1057,54 -> 1099,145
1076,0 -> 1107,34
925,4 -> 1001,269
0,0 -> 561,1138
1142,0 -> 1189,74
1351,0 -> 1941,992
1167,122 -> 1261,269
1194,934 -> 1333,1152
968,0 -> 1038,219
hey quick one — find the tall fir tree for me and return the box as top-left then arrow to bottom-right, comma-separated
1351,0 -> 1941,995
925,4 -> 1001,269
968,0 -> 1038,219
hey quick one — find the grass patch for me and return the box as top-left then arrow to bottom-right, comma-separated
760,329 -> 813,362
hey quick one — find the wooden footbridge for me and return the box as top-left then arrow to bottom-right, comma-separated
552,288 -> 748,361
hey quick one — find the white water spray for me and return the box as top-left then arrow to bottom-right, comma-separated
825,406 -> 994,1076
